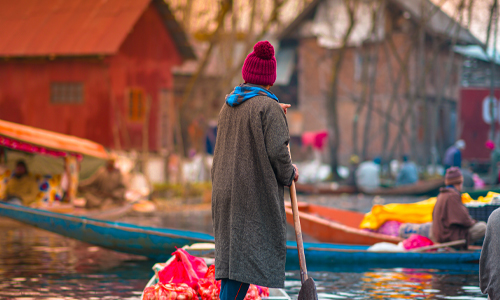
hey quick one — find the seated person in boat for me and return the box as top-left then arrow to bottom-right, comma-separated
78,156 -> 125,209
432,167 -> 486,249
395,155 -> 418,187
3,160 -> 39,206
480,207 -> 500,299
211,41 -> 299,300
355,157 -> 381,192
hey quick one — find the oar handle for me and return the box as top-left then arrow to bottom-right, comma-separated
288,146 -> 308,284
290,180 -> 309,283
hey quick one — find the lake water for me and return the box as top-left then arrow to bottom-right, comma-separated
0,214 -> 487,300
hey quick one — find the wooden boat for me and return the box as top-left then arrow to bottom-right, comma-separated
141,244 -> 291,300
0,118 -> 109,206
284,202 -> 403,246
360,178 -> 444,196
0,202 -> 480,268
295,182 -> 357,195
0,202 -> 214,261
295,178 -> 443,196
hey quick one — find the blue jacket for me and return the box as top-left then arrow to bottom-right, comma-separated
396,162 -> 418,186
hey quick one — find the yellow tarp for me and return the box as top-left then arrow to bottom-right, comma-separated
359,192 -> 500,230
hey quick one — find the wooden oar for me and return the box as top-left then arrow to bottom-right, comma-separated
288,147 -> 318,300
410,239 -> 466,252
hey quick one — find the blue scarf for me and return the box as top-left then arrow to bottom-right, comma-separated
225,84 -> 279,107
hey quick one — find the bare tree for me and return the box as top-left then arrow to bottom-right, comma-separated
361,0 -> 385,160
327,0 -> 356,179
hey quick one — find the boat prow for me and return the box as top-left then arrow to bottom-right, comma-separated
141,243 -> 291,300
284,202 -> 402,245
360,178 -> 444,196
0,202 -> 214,260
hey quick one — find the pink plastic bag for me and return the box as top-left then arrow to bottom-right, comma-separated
402,234 -> 434,250
158,248 -> 208,289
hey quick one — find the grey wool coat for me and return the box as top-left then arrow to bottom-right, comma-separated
480,208 -> 500,299
211,94 -> 295,288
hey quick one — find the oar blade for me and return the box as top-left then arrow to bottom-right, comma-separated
298,277 -> 318,300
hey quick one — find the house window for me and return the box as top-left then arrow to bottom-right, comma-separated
50,82 -> 84,104
128,88 -> 145,121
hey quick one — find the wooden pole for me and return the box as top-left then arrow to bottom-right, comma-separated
288,146 -> 308,283
110,92 -> 122,151
489,0 -> 498,143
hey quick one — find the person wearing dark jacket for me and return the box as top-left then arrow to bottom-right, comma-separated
480,208 -> 500,300
431,167 -> 486,249
211,41 -> 299,300
443,140 -> 465,170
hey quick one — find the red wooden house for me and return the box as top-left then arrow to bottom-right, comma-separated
0,0 -> 195,151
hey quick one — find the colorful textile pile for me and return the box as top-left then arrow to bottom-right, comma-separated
0,170 -> 64,204
402,234 -> 434,250
360,198 -> 437,230
144,249 -> 269,300
360,193 -> 499,231
0,169 -> 11,199
398,223 -> 432,240
376,220 -> 403,237
37,174 -> 64,203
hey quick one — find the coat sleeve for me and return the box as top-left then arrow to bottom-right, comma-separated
448,194 -> 476,228
261,102 -> 295,187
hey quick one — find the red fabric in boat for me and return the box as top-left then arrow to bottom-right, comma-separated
158,249 -> 208,289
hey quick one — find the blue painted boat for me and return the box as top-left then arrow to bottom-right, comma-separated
0,202 -> 214,260
0,202 -> 481,269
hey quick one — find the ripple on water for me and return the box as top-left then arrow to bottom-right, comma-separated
0,218 -> 488,299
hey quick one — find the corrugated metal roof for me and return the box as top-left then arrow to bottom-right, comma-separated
454,45 -> 500,65
0,0 -> 195,59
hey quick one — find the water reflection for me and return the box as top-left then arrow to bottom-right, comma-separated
0,218 -> 152,299
0,217 -> 487,300
286,269 -> 486,300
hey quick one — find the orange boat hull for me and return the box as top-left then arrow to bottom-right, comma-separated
285,202 -> 402,246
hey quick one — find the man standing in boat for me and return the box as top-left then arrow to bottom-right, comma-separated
211,41 -> 299,300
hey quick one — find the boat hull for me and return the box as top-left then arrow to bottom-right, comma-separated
286,241 -> 480,270
0,202 -> 480,269
295,183 -> 357,195
0,202 -> 214,261
360,178 -> 444,196
284,203 -> 403,245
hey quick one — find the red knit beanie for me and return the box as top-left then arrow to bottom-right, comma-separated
242,41 -> 277,86
445,167 -> 463,186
